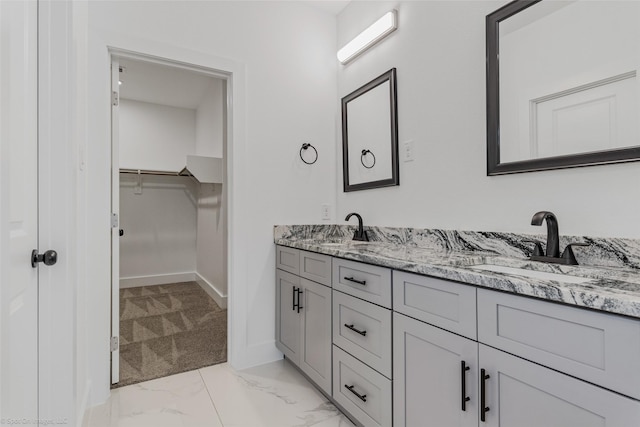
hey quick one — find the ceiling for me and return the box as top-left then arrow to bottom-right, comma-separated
118,57 -> 221,110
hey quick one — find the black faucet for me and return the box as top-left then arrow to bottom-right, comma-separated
345,212 -> 369,242
531,211 -> 560,258
529,211 -> 587,265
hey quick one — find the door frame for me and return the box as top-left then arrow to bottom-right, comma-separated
108,48 -> 233,384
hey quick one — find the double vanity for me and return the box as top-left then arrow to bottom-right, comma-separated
274,224 -> 640,427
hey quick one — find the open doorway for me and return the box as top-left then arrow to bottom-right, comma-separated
110,54 -> 229,387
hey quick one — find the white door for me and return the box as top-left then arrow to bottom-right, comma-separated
111,58 -> 121,384
0,0 -> 39,424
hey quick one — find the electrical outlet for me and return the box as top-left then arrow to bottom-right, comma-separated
321,204 -> 331,220
403,140 -> 415,162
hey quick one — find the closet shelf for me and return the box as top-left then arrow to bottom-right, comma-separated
120,168 -> 180,176
179,155 -> 224,184
120,155 -> 223,184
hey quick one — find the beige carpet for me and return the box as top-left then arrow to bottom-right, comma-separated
113,281 -> 227,388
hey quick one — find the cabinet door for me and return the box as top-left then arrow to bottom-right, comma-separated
276,269 -> 301,364
299,278 -> 332,395
394,313 -> 478,427
480,344 -> 640,427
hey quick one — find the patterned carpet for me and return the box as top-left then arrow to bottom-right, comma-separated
113,281 -> 227,388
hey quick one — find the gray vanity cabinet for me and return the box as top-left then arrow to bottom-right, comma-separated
480,344 -> 640,427
393,271 -> 479,427
393,271 -> 640,427
332,258 -> 393,427
275,269 -> 301,362
298,277 -> 332,394
275,247 -> 332,395
393,312 -> 478,427
477,288 -> 640,400
277,245 -> 640,427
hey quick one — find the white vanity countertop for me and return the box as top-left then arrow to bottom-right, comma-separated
275,237 -> 640,320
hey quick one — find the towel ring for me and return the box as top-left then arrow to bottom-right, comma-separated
300,143 -> 318,165
360,149 -> 376,169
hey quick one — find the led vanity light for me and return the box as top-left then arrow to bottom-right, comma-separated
337,10 -> 397,64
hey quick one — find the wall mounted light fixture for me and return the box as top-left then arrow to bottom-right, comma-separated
337,10 -> 397,64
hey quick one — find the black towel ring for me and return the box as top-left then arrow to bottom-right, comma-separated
300,143 -> 318,165
361,149 -> 376,169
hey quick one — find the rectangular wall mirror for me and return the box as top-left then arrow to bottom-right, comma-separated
342,68 -> 399,191
487,0 -> 640,175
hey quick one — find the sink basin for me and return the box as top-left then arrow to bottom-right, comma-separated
471,264 -> 592,284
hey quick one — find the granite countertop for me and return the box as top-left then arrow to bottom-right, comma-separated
275,237 -> 640,320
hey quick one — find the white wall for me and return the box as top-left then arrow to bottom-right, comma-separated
84,1 -> 337,406
195,79 -> 227,302
118,98 -> 199,287
196,183 -> 226,302
119,99 -> 196,171
336,1 -> 640,239
119,175 -> 198,285
196,79 -> 224,158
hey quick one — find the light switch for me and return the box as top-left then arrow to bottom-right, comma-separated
403,140 -> 414,162
321,204 -> 331,220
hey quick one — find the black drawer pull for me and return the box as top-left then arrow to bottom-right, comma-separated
461,360 -> 470,411
344,324 -> 367,336
344,276 -> 366,286
481,368 -> 490,422
345,384 -> 367,402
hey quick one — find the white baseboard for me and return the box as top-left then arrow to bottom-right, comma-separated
195,273 -> 227,309
119,272 -> 196,288
230,341 -> 282,370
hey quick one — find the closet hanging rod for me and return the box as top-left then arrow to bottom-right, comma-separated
119,168 -> 180,176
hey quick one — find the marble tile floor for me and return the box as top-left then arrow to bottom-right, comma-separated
83,359 -> 355,427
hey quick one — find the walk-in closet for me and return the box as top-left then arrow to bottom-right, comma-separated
112,57 -> 228,387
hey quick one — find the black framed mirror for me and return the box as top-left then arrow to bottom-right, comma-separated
487,0 -> 640,175
342,68 -> 399,192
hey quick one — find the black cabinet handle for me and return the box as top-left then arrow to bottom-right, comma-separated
480,368 -> 490,422
296,288 -> 303,313
461,360 -> 470,411
344,384 -> 367,402
344,276 -> 366,286
344,324 -> 367,336
292,286 -> 297,311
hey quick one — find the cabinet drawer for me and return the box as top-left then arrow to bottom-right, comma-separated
333,258 -> 392,308
394,270 -> 477,340
300,250 -> 332,286
333,291 -> 392,378
478,289 -> 640,400
276,245 -> 299,275
333,345 -> 392,427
